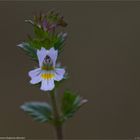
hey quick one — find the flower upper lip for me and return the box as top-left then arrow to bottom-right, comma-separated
37,47 -> 58,67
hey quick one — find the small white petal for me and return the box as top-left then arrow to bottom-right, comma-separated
48,48 -> 58,66
40,79 -> 55,91
37,47 -> 48,67
30,75 -> 42,84
28,68 -> 41,78
54,68 -> 65,81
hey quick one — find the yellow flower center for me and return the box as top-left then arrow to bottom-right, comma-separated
41,65 -> 54,71
41,73 -> 55,80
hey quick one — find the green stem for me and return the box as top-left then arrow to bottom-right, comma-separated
49,89 -> 63,140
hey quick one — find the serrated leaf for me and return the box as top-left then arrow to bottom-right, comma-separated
61,90 -> 88,121
17,42 -> 38,61
20,102 -> 53,123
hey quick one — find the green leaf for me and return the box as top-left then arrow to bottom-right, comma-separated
20,102 -> 53,123
17,42 -> 38,61
61,90 -> 88,121
34,26 -> 48,39
54,32 -> 67,52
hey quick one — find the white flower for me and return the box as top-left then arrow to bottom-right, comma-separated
28,47 -> 65,91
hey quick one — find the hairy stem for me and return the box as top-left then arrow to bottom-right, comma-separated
50,90 -> 63,140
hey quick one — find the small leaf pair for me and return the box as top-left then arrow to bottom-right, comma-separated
21,91 -> 87,124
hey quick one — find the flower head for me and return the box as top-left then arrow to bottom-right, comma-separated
27,11 -> 67,32
28,47 -> 65,91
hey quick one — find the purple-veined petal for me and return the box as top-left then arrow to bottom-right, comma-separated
48,48 -> 58,66
54,68 -> 65,81
28,68 -> 41,78
40,79 -> 55,91
30,75 -> 42,84
37,48 -> 48,67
